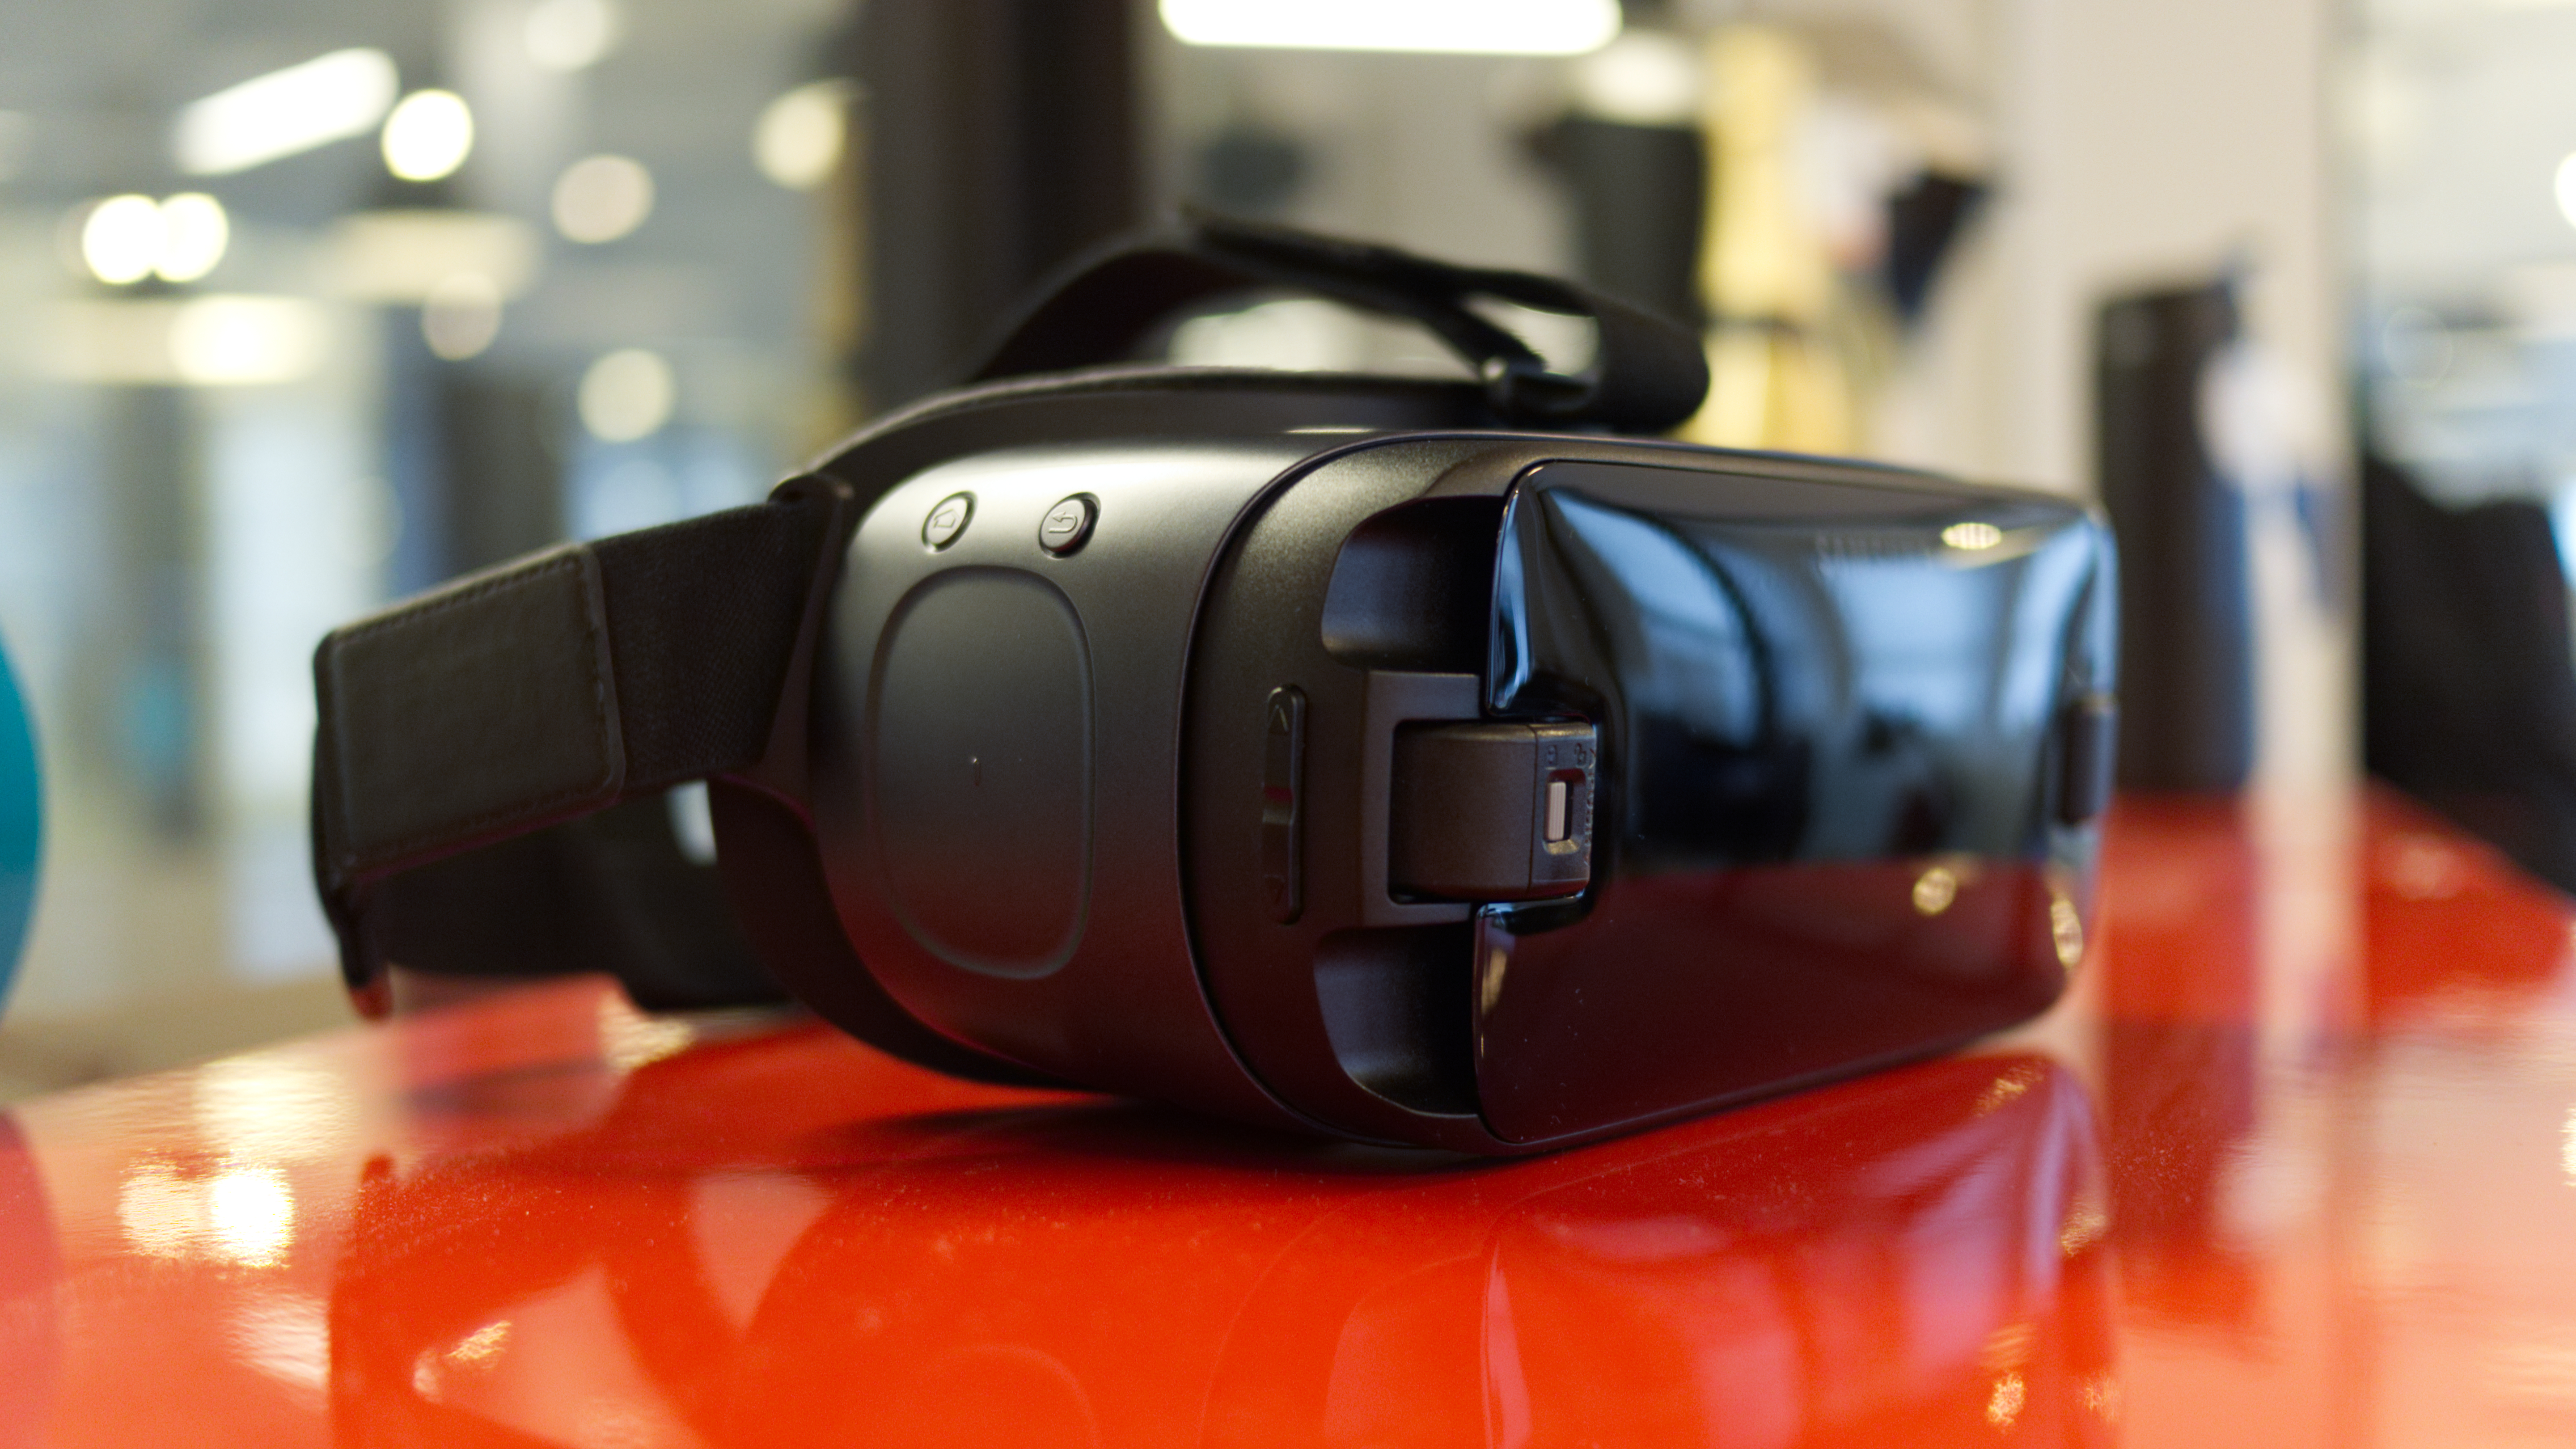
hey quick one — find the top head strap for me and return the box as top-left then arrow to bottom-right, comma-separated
970,210 -> 1711,434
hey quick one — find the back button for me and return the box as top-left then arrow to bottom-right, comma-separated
1039,495 -> 1097,555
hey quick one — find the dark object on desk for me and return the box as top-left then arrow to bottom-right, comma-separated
2362,454 -> 2576,892
1529,116 -> 1706,332
308,213 -> 2117,1154
2095,279 -> 2253,790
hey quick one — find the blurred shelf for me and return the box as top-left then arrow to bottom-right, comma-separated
0,973 -> 351,1106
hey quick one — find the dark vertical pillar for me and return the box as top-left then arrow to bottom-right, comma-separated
2095,281 -> 2254,791
379,329 -> 454,597
436,375 -> 563,573
382,320 -> 565,592
855,0 -> 1143,411
1531,118 -> 1704,330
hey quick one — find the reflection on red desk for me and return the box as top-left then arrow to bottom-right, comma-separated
3,786 -> 2574,1446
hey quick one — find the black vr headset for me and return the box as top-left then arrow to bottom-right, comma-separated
311,216 -> 2117,1154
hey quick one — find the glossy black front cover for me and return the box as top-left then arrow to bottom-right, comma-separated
1473,462 -> 2114,1142
1183,439 -> 2112,1153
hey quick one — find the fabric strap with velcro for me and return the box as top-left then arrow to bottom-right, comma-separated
311,488 -> 835,902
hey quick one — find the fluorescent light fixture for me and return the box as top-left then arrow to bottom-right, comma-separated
75,193 -> 232,285
2557,151 -> 2576,231
322,210 -> 540,302
81,196 -> 164,285
382,90 -> 474,182
1571,32 -> 1699,125
175,48 -> 399,176
1159,0 -> 1619,55
155,194 -> 230,282
170,296 -> 329,385
37,295 -> 331,386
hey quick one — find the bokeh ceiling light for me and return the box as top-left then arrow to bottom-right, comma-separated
322,211 -> 540,302
169,296 -> 329,386
174,48 -> 398,175
153,194 -> 230,282
552,155 -> 654,243
40,295 -> 329,386
754,81 -> 852,191
80,196 -> 165,285
579,348 -> 675,441
1159,0 -> 1619,55
2556,151 -> 2576,231
382,91 -> 474,182
421,273 -> 504,360
526,0 -> 621,72
1570,32 -> 1699,125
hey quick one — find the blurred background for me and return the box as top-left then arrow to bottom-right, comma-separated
0,0 -> 2446,1097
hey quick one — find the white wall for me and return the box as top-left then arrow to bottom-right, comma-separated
1989,0 -> 2341,494
1992,0 -> 2349,799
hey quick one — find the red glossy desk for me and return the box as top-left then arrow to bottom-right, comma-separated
3,788 -> 2571,1446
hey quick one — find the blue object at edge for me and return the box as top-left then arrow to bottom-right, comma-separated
0,641 -> 41,1009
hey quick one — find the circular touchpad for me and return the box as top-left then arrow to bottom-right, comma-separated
868,568 -> 1091,978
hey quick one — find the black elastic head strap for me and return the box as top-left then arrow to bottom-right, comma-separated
971,210 -> 1711,434
309,485 -> 844,1009
311,472 -> 1065,1083
311,488 -> 837,900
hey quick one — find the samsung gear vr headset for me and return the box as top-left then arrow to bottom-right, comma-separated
311,215 -> 2117,1154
